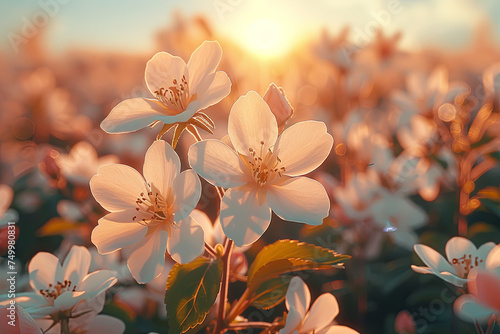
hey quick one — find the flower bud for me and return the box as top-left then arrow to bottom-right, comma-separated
263,83 -> 293,132
394,310 -> 416,334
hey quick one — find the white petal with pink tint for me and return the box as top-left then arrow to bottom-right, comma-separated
220,186 -> 271,247
28,252 -> 63,295
62,246 -> 91,286
301,293 -> 338,333
189,139 -> 249,188
274,121 -> 333,177
101,98 -> 169,133
197,71 -> 232,110
285,276 -> 311,320
187,40 -> 222,94
143,140 -> 180,196
145,52 -> 188,98
92,214 -> 148,254
127,227 -> 169,283
90,164 -> 148,212
171,170 -> 201,221
228,91 -> 278,155
167,216 -> 205,264
267,177 -> 329,226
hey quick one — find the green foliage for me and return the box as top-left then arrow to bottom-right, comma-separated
165,257 -> 223,334
247,239 -> 350,309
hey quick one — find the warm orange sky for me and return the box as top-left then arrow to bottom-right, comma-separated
2,0 -> 500,55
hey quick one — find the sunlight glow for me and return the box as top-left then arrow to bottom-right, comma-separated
245,19 -> 289,58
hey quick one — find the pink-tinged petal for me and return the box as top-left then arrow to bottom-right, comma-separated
220,186 -> 271,247
91,213 -> 148,254
79,270 -> 118,299
127,228 -> 169,283
84,315 -> 126,334
445,237 -> 477,269
187,41 -> 223,94
189,209 -> 215,245
486,244 -> 500,273
411,265 -> 467,287
228,91 -> 278,155
62,246 -> 91,286
28,252 -> 63,294
101,98 -> 168,134
0,305 -> 43,334
171,170 -> 201,221
167,216 -> 205,264
301,293 -> 339,333
188,139 -> 250,188
52,290 -> 85,312
143,140 -> 180,196
263,83 -> 293,132
318,325 -> 360,334
145,52 -> 188,97
197,71 -> 232,110
274,121 -> 333,176
414,244 -> 456,275
285,277 -> 311,320
279,308 -> 303,334
454,294 -> 495,323
267,177 -> 329,226
90,164 -> 148,212
468,269 -> 500,312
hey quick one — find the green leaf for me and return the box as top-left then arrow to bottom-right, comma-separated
250,276 -> 292,310
247,239 -> 350,292
165,257 -> 223,334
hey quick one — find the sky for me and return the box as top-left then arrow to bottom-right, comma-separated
1,0 -> 500,55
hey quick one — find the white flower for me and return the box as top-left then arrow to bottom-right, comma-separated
280,277 -> 359,334
101,41 -> 231,134
56,141 -> 118,185
0,246 -> 117,319
90,140 -> 204,283
189,91 -> 333,246
36,293 -> 125,334
454,244 -> 500,323
0,184 -> 18,226
412,237 -> 496,287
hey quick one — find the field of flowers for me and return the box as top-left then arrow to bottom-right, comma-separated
0,8 -> 499,334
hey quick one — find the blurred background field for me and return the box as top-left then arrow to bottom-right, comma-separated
1,1 -> 500,333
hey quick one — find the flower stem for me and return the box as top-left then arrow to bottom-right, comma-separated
225,288 -> 251,325
214,238 -> 234,334
476,321 -> 485,334
205,242 -> 217,258
60,318 -> 70,334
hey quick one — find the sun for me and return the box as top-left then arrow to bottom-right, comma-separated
245,19 -> 287,58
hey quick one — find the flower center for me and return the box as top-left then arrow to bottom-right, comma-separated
132,185 -> 173,227
245,140 -> 285,186
39,280 -> 76,303
154,76 -> 191,112
451,253 -> 484,278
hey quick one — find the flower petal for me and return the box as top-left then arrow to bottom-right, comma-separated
274,121 -> 333,176
188,139 -> 250,188
91,213 -> 148,254
285,277 -> 311,320
52,291 -> 85,312
28,252 -> 63,294
101,98 -> 168,134
486,244 -> 500,273
0,184 -> 13,215
167,216 -> 205,264
318,325 -> 360,334
301,293 -> 339,333
445,237 -> 478,269
171,170 -> 201,221
267,177 -> 330,226
228,91 -> 278,155
127,227 -> 169,283
90,164 -> 148,212
143,140 -> 180,196
468,269 -> 500,312
220,186 -> 271,247
279,307 -> 303,334
145,52 -> 188,97
62,246 -> 91,286
187,41 -> 222,94
79,270 -> 118,299
414,244 -> 457,275
454,294 -> 495,323
197,71 -> 232,110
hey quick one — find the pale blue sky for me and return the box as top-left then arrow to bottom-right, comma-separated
1,0 -> 499,54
